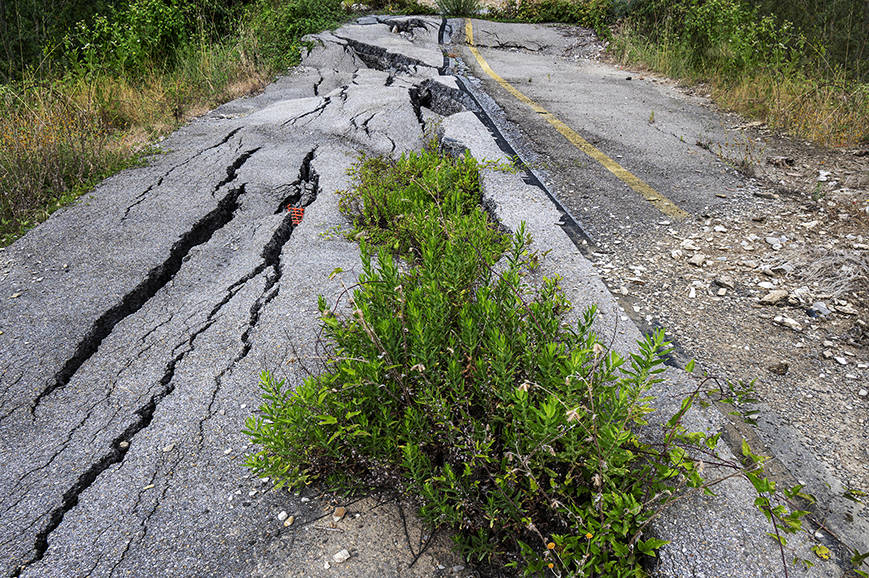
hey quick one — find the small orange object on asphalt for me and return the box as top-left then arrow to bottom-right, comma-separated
288,206 -> 305,225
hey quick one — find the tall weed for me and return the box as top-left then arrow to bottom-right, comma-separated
0,83 -> 135,244
611,2 -> 869,145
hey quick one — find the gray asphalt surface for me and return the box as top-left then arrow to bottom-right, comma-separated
0,15 -> 858,578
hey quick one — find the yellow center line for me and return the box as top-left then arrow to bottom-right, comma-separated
464,19 -> 687,221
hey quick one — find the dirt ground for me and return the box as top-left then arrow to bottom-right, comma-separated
587,81 -> 869,497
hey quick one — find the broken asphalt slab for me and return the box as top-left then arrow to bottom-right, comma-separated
0,15 -> 859,577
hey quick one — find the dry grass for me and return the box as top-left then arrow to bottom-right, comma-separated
0,40 -> 270,245
0,86 -> 129,242
611,26 -> 869,148
716,74 -> 869,147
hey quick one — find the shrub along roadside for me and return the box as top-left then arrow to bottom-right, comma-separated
242,146 -> 855,575
609,0 -> 869,146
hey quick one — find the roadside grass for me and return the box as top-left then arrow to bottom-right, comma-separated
0,0 -> 351,247
489,0 -> 614,39
609,11 -> 869,147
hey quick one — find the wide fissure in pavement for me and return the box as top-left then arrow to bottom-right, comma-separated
30,149 -> 260,417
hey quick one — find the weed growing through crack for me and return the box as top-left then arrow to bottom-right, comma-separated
243,146 -> 869,576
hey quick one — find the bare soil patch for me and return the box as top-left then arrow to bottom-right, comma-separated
594,119 -> 869,494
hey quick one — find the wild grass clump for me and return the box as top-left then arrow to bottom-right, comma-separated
0,85 -> 137,244
436,0 -> 482,17
492,0 -> 614,39
610,0 -> 869,145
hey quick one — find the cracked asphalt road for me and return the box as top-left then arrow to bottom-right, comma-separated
0,15 -> 860,578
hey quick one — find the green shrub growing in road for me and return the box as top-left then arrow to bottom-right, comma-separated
337,148 -> 502,260
243,146 -> 869,575
244,148 -> 682,575
244,230 -> 674,575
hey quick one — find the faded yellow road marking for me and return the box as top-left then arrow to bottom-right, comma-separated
464,19 -> 687,220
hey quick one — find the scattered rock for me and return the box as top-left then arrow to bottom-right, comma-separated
773,315 -> 802,331
332,549 -> 351,564
835,356 -> 848,365
760,289 -> 789,305
753,191 -> 779,200
285,516 -> 295,527
768,362 -> 789,375
808,302 -> 831,317
768,156 -> 795,167
687,253 -> 706,266
278,511 -> 288,522
835,303 -> 860,315
332,506 -> 346,522
162,443 -> 175,453
680,239 -> 701,251
765,237 -> 783,250
714,276 -> 735,289
771,264 -> 794,275
859,389 -> 868,397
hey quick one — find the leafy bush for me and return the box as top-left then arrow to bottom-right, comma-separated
240,0 -> 347,70
65,0 -> 189,76
244,148 -> 682,575
338,148 -> 501,260
493,0 -> 614,38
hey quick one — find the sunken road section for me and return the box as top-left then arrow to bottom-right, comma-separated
0,15 -> 855,578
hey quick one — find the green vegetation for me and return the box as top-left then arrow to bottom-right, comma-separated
243,146 -> 865,575
491,0 -> 614,39
436,0 -> 481,16
610,0 -> 869,146
244,147 -> 672,575
0,0 -> 351,246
